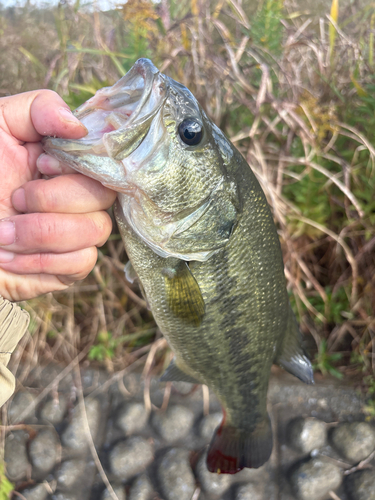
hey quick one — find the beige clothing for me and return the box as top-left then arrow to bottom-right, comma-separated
0,297 -> 30,407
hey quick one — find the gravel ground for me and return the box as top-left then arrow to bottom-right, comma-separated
4,365 -> 375,500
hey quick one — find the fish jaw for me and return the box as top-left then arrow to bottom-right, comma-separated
42,58 -> 168,192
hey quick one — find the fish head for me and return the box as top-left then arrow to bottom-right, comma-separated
43,58 -> 241,261
43,58 -> 167,190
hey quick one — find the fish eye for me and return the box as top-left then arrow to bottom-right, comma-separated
178,119 -> 203,146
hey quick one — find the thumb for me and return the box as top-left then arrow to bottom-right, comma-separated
0,89 -> 87,143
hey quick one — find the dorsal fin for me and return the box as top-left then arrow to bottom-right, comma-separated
275,307 -> 314,384
160,359 -> 201,384
162,259 -> 205,327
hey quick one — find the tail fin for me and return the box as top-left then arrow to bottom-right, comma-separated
206,415 -> 273,474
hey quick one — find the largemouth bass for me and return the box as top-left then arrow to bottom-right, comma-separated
43,58 -> 313,474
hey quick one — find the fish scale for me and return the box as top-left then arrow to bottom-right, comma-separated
43,58 -> 314,474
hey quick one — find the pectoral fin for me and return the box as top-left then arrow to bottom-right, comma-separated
160,359 -> 200,384
276,307 -> 314,384
162,259 -> 205,327
124,260 -> 138,284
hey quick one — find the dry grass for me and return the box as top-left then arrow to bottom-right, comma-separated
0,0 -> 374,413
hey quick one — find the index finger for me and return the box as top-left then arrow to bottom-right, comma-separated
12,174 -> 117,214
0,90 -> 87,143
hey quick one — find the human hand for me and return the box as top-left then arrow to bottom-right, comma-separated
0,90 -> 117,302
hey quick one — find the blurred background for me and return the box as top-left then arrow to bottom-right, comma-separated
1,0 -> 375,433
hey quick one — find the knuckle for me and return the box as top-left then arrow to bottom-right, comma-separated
32,214 -> 57,246
30,180 -> 57,212
40,184 -> 59,212
37,252 -> 50,273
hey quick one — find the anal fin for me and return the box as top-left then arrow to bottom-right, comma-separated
160,359 -> 200,385
276,306 -> 314,385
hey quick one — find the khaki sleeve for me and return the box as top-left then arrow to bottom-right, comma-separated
0,297 -> 30,407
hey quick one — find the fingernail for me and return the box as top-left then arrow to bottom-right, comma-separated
0,249 -> 15,263
0,221 -> 15,246
37,153 -> 61,175
59,108 -> 87,130
12,188 -> 27,213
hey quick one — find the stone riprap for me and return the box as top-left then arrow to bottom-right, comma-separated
290,458 -> 342,500
330,422 -> 375,463
3,365 -> 375,500
287,417 -> 327,454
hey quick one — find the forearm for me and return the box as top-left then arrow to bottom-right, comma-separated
0,297 -> 29,406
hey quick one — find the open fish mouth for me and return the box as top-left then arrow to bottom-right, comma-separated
43,58 -> 168,161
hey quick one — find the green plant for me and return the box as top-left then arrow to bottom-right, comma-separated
284,167 -> 333,238
313,339 -> 343,379
0,463 -> 14,500
88,329 -> 155,362
251,0 -> 284,56
364,375 -> 375,395
119,0 -> 158,68
311,287 -> 351,325
88,331 -> 118,362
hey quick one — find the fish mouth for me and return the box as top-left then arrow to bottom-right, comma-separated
43,58 -> 168,162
